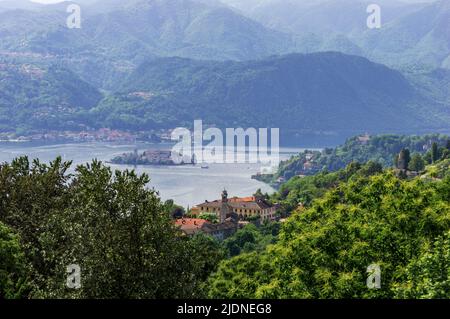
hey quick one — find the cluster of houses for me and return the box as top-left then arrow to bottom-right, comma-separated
174,190 -> 278,240
0,128 -> 174,143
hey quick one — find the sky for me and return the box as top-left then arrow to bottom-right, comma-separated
30,0 -> 66,3
27,0 -> 439,3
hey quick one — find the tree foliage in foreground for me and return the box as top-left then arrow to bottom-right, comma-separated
207,171 -> 450,299
223,223 -> 280,258
394,231 -> 450,298
273,161 -> 383,213
2,156 -> 450,299
0,222 -> 29,299
0,157 -> 217,298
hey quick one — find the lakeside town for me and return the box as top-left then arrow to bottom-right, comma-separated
0,128 -> 173,144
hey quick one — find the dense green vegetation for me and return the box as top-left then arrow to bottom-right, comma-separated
0,154 -> 279,299
394,231 -> 450,298
273,161 -> 384,213
4,53 -> 449,135
265,135 -> 450,215
0,62 -> 102,133
93,53 -> 448,132
223,222 -> 281,258
0,0 -> 449,300
0,157 -> 221,298
207,164 -> 450,298
1,152 -> 449,299
270,134 -> 449,183
0,222 -> 29,299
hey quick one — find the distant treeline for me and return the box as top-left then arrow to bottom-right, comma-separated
268,134 -> 450,183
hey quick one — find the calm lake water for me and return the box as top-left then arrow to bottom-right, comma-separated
0,142 -> 305,208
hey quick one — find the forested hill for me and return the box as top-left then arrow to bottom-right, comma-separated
1,52 -> 449,138
262,134 -> 450,183
92,52 -> 449,131
207,157 -> 450,299
0,62 -> 102,132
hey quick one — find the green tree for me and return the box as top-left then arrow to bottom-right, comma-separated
397,148 -> 411,170
208,171 -> 450,299
223,225 -> 260,257
359,160 -> 383,176
222,223 -> 280,258
0,222 -> 29,299
164,199 -> 185,219
431,142 -> 439,163
0,157 -> 72,294
408,153 -> 425,172
253,188 -> 270,201
199,213 -> 219,224
395,232 -> 450,298
40,161 -> 207,298
0,157 -> 212,299
189,234 -> 226,284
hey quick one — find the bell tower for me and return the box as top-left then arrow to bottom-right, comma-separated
220,189 -> 229,223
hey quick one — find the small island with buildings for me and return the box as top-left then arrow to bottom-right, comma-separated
110,149 -> 196,166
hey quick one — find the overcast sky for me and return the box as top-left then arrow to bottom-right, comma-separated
24,0 -> 438,4
28,0 -> 438,3
30,0 -> 65,3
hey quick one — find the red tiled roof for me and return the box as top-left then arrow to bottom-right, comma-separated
175,218 -> 211,229
228,196 -> 256,203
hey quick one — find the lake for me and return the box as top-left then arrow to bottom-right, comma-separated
0,142 -> 305,208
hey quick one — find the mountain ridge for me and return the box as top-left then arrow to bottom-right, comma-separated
90,52 -> 449,133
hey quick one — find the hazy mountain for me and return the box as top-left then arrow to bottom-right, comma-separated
0,0 -> 447,137
1,0 -> 447,72
220,0 -> 427,35
408,68 -> 450,106
0,0 -> 300,88
220,0 -> 449,70
91,52 -> 449,133
2,0 -> 446,86
86,0 -> 294,60
0,0 -> 294,60
0,0 -> 45,12
360,0 -> 450,70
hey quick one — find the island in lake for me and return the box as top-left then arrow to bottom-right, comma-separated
110,149 -> 196,166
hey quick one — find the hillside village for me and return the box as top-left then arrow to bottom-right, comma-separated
174,190 -> 278,240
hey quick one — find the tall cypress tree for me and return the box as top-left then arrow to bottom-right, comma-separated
397,149 -> 411,170
431,142 -> 439,163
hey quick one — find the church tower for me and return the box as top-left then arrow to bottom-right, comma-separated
220,189 -> 230,223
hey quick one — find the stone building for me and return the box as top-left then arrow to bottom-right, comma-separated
194,190 -> 277,222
